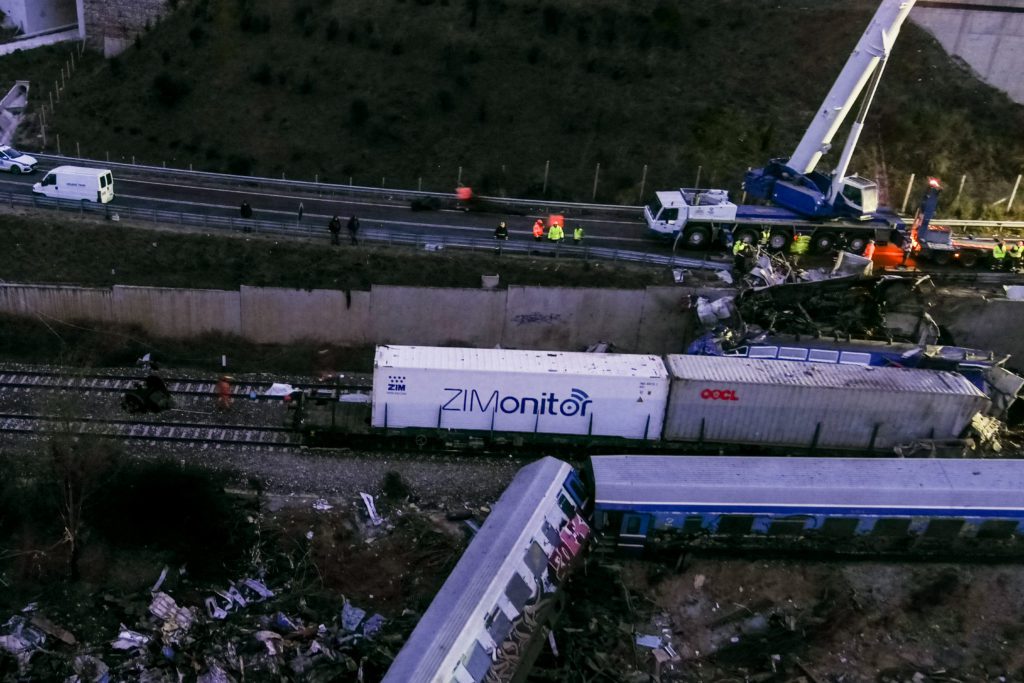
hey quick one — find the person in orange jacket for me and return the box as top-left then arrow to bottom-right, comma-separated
532,219 -> 545,241
862,239 -> 876,260
217,375 -> 233,411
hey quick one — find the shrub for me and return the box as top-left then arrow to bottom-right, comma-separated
90,461 -> 251,579
437,89 -> 455,112
251,62 -> 272,85
293,4 -> 314,26
350,98 -> 369,126
382,471 -> 411,500
542,5 -> 563,34
240,11 -> 271,33
325,17 -> 341,41
151,72 -> 191,107
188,24 -> 206,46
226,154 -> 255,175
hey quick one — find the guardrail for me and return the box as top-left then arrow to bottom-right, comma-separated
32,154 -> 1024,229
33,153 -> 643,218
11,192 -> 728,272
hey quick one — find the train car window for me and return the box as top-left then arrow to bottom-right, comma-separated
451,664 -> 475,683
923,519 -> 965,539
565,477 -> 588,506
872,518 -> 912,537
464,642 -> 493,681
768,519 -> 807,536
504,572 -> 532,610
556,492 -> 575,518
683,516 -> 705,534
977,520 -> 1019,540
821,518 -> 858,537
717,515 -> 754,535
541,521 -> 560,548
486,608 -> 513,644
625,515 -> 643,535
525,541 -> 547,579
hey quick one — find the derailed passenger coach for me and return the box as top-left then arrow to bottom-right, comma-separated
382,457 -> 590,683
589,455 -> 1024,557
383,454 -> 1024,681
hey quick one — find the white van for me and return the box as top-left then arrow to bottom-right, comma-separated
32,166 -> 114,203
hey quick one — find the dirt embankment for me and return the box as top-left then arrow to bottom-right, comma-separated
540,556 -> 1024,681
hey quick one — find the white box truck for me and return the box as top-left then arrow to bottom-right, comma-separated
372,345 -> 669,440
32,166 -> 114,203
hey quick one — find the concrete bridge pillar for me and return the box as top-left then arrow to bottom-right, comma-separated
912,0 -> 1024,104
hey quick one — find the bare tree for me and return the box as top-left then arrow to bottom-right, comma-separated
48,434 -> 120,580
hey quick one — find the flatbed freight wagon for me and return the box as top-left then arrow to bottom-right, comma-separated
289,346 -> 994,455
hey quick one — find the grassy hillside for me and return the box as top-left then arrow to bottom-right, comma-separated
0,212 -> 669,291
5,0 -> 1024,218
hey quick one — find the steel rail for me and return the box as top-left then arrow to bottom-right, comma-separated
0,412 -> 301,446
0,370 -> 371,397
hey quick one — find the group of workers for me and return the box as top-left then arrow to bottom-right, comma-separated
732,228 -> 879,276
495,218 -> 584,244
328,214 -> 360,245
991,239 -> 1024,271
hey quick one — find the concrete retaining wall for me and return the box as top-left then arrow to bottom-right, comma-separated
370,286 -> 506,348
0,282 -> 708,353
18,283 -> 1019,365
240,286 -> 370,345
114,286 -> 239,338
82,0 -> 170,56
0,283 -> 114,322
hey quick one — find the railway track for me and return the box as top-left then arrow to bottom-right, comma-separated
0,369 -> 370,398
0,412 -> 301,448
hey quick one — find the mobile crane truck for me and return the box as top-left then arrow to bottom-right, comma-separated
646,0 -> 916,255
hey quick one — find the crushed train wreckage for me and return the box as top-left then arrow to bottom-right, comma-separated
687,266 -> 1024,451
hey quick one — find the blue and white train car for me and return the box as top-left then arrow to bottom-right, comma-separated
383,456 -> 590,683
590,455 -> 1024,556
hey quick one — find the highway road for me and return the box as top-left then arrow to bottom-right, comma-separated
0,160 -> 666,253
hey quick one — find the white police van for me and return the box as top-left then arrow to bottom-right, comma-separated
32,166 -> 114,203
0,145 -> 37,173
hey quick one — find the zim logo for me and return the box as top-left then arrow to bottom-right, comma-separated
700,388 -> 738,401
387,375 -> 407,393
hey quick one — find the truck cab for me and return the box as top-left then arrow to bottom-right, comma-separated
833,175 -> 879,219
644,189 -> 737,247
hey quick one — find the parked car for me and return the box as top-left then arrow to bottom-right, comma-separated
0,145 -> 37,173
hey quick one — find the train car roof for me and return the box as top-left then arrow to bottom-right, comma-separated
591,456 -> 1024,515
375,345 -> 668,378
664,354 -> 986,396
382,456 -> 574,683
